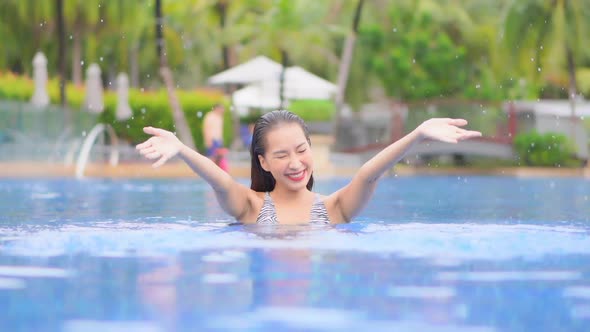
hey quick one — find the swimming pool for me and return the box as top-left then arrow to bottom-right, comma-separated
0,176 -> 589,332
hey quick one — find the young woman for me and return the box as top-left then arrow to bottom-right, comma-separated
137,110 -> 482,224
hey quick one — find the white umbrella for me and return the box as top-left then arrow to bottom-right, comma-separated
85,63 -> 104,113
208,56 -> 282,85
231,66 -> 336,113
31,52 -> 49,108
282,66 -> 337,100
115,73 -> 133,121
232,81 -> 282,115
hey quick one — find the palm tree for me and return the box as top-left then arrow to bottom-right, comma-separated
155,0 -> 195,149
63,0 -> 103,85
502,0 -> 590,111
0,0 -> 53,74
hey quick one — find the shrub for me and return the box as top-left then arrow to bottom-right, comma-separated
513,131 -> 578,167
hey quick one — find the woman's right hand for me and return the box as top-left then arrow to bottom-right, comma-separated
136,127 -> 184,167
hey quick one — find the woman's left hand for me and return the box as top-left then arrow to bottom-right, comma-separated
416,118 -> 482,143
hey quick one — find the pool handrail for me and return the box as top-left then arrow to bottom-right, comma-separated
75,123 -> 119,179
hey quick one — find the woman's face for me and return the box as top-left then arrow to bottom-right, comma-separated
258,123 -> 313,192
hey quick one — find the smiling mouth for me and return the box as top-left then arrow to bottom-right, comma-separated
286,169 -> 306,182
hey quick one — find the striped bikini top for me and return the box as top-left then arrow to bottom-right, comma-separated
256,192 -> 331,225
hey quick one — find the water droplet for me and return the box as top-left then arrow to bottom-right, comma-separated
80,60 -> 84,66
69,35 -> 73,39
99,57 -> 103,62
537,67 -> 541,72
393,28 -> 397,32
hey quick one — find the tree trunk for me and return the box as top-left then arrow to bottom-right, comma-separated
155,0 -> 195,150
566,44 -> 579,158
160,67 -> 195,150
333,0 -> 365,143
56,0 -> 67,107
129,45 -> 140,87
279,49 -> 288,110
72,29 -> 82,85
216,1 -> 230,71
215,0 -> 241,150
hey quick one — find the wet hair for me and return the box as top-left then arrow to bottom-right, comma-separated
250,110 -> 314,192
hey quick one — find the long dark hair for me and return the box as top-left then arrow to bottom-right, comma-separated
250,110 -> 314,192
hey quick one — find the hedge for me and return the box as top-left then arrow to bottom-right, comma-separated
0,72 -> 229,152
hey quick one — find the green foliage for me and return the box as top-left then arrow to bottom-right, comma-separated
356,3 -> 507,102
513,131 -> 578,167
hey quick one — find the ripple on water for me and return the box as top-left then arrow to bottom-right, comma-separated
0,223 -> 589,260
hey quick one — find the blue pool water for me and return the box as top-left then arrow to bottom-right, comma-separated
0,176 -> 589,332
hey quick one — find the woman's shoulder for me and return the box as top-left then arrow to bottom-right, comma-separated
240,189 -> 266,221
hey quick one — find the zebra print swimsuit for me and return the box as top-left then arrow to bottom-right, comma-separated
256,192 -> 331,224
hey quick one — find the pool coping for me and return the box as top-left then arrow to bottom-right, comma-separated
0,161 -> 588,179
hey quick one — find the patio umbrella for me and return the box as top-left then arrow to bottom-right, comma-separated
208,56 -> 282,85
231,66 -> 337,113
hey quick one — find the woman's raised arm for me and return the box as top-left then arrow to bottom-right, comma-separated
330,118 -> 482,222
136,127 -> 252,219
